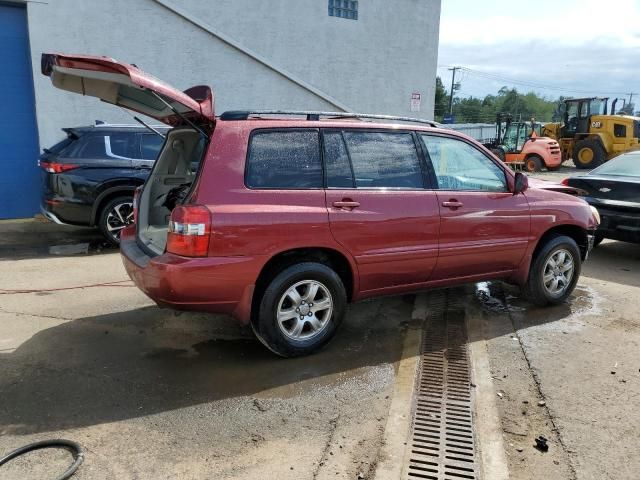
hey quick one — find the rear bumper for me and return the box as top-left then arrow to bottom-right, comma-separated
40,204 -> 67,225
120,227 -> 266,324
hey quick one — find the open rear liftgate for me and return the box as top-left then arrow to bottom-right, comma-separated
405,291 -> 478,480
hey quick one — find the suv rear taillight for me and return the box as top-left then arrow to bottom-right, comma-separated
133,186 -> 142,224
560,178 -> 570,186
38,160 -> 80,173
166,205 -> 211,257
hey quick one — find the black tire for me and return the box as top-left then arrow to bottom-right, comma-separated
252,262 -> 347,357
525,155 -> 543,172
524,235 -> 581,306
573,139 -> 606,169
98,196 -> 134,246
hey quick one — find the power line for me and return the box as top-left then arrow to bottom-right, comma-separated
459,67 -> 634,97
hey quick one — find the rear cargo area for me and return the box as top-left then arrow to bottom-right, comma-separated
136,128 -> 206,255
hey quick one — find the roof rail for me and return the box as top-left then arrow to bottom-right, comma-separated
219,110 -> 442,128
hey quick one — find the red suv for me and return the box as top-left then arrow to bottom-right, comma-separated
43,53 -> 600,357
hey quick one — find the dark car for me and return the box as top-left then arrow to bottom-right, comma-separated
562,151 -> 640,245
39,123 -> 168,244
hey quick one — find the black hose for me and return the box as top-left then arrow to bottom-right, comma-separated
0,439 -> 84,480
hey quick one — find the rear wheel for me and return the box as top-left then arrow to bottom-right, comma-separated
525,155 -> 543,172
98,196 -> 134,245
524,235 -> 581,306
573,139 -> 605,169
252,262 -> 346,357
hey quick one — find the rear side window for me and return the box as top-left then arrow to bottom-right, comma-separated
107,133 -> 136,158
342,131 -> 423,188
140,134 -> 164,160
324,132 -> 354,188
246,130 -> 322,189
72,135 -> 106,158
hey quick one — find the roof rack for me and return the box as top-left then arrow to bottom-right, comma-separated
219,110 -> 441,128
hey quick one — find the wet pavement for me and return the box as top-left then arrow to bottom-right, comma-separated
0,220 -> 409,479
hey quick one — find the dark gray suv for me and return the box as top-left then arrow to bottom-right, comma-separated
39,123 -> 169,244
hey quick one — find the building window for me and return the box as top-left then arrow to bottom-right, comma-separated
328,0 -> 358,20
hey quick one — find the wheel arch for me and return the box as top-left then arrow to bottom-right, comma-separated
90,184 -> 140,226
251,247 -> 357,325
532,224 -> 590,262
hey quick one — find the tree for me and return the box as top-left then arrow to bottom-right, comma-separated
434,76 -> 448,121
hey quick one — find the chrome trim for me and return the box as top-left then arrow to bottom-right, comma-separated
40,205 -> 67,225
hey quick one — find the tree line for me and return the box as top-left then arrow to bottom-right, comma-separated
434,76 -> 561,124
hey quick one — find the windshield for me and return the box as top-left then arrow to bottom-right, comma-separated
590,152 -> 640,177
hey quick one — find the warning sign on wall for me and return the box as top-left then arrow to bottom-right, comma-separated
410,92 -> 421,112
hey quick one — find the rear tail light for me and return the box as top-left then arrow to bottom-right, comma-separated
132,186 -> 142,224
166,205 -> 211,257
38,160 -> 80,173
560,178 -> 570,185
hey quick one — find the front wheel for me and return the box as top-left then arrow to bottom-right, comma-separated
98,196 -> 134,246
524,235 -> 581,306
525,155 -> 543,172
573,139 -> 605,169
252,262 -> 347,357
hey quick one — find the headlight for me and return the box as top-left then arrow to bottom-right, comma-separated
590,205 -> 601,224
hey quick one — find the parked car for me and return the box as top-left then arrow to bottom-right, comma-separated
42,53 -> 600,357
39,123 -> 169,244
562,151 -> 640,245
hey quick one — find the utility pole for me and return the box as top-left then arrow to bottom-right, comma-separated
448,67 -> 460,115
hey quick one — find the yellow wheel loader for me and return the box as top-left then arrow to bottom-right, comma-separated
542,97 -> 640,169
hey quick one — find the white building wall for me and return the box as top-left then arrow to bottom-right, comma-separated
25,0 -> 441,147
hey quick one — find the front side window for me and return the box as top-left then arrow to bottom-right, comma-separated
246,130 -> 322,189
421,135 -> 507,192
342,131 -> 423,189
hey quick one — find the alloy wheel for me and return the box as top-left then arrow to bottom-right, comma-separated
105,201 -> 134,242
542,248 -> 574,296
276,280 -> 333,340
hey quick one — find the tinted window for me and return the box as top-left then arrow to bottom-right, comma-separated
324,132 -> 354,188
140,134 -> 164,160
422,135 -> 507,192
45,135 -> 76,155
246,130 -> 322,189
342,131 -> 423,188
73,135 -> 106,158
108,133 -> 136,158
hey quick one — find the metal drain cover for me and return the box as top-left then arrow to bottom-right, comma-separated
406,291 -> 477,480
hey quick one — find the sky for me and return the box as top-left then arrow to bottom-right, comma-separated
437,0 -> 640,103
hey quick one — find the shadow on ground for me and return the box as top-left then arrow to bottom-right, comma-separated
0,295 -> 412,435
0,220 -> 113,260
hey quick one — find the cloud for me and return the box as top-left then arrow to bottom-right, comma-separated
438,0 -> 640,98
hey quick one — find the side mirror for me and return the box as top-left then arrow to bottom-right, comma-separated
513,172 -> 528,195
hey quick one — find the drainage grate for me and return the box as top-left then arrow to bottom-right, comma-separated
406,291 -> 477,480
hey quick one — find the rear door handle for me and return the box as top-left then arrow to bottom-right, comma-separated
332,200 -> 360,210
442,200 -> 463,209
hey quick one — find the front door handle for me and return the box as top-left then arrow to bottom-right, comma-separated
442,200 -> 463,209
332,200 -> 360,210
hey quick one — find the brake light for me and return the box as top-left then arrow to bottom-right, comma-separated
133,186 -> 142,224
560,178 -> 570,186
39,160 -> 80,173
166,205 -> 211,257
